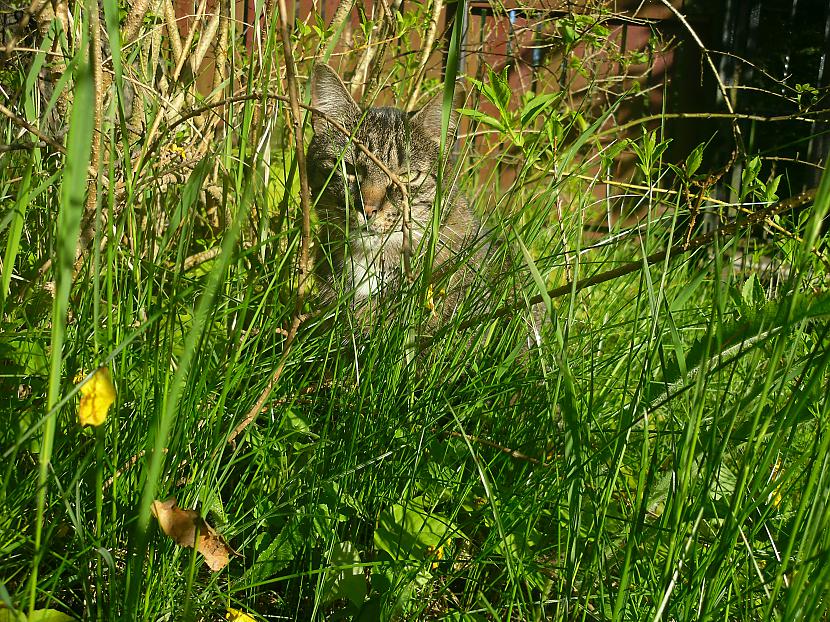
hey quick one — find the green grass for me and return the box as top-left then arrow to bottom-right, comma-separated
2,2 -> 830,620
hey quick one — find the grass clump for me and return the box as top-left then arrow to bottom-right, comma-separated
1,1 -> 830,620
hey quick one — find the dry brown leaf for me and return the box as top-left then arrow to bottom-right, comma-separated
151,497 -> 231,571
198,528 -> 231,571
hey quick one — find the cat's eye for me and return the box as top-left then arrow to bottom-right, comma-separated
399,170 -> 425,186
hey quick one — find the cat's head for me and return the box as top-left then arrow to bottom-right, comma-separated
307,63 -> 464,238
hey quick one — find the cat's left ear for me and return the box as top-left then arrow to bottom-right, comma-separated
411,83 -> 466,144
310,64 -> 360,133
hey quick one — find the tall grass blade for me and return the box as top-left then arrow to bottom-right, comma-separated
28,52 -> 94,614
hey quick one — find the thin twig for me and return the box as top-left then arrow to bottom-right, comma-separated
137,0 -> 208,169
172,0 -> 208,82
0,102 -> 67,154
350,8 -> 378,99
0,142 -> 48,152
360,1 -> 398,105
144,92 -> 411,206
657,0 -> 742,149
442,430 -> 550,467
596,110 -> 830,140
0,102 -> 108,186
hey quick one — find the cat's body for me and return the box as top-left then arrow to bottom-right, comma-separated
307,64 -> 480,325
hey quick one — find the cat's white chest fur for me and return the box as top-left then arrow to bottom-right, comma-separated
343,232 -> 403,300
345,244 -> 381,299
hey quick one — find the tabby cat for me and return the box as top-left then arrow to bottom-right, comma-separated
307,64 -> 480,325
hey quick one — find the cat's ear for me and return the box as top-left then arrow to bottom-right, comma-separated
310,64 -> 360,133
411,83 -> 466,144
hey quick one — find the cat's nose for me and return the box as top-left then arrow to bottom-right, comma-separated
360,185 -> 386,219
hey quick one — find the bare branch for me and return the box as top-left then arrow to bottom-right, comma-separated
405,0 -> 444,112
122,0 -> 153,44
162,0 -> 184,61
658,0 -> 743,150
0,102 -> 108,186
145,92 -> 411,207
79,0 -> 105,261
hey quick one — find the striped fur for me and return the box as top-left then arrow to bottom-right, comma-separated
308,64 -> 478,324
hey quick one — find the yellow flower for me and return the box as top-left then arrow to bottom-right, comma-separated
226,608 -> 257,622
426,544 -> 444,569
167,143 -> 187,161
769,457 -> 784,508
426,284 -> 436,313
425,285 -> 445,316
78,367 -> 116,426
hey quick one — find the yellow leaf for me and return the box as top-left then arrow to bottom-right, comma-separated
77,366 -> 115,427
225,608 -> 257,622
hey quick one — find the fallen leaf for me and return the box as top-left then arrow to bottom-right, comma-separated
151,497 -> 231,571
198,529 -> 232,571
77,367 -> 115,426
225,608 -> 257,622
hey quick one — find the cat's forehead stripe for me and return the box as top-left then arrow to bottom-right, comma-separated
354,108 -> 409,167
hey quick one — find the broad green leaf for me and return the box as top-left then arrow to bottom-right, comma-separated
0,610 -> 76,622
685,143 -> 705,177
27,611 -> 75,622
519,92 -> 560,128
489,67 -> 511,113
764,174 -> 782,203
250,518 -> 303,580
374,499 -> 455,562
7,339 -> 48,376
457,108 -> 504,132
320,541 -> 367,606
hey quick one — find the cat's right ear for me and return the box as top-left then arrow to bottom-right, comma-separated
310,64 -> 360,133
410,82 -> 466,146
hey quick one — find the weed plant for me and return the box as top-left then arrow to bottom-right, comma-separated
1,1 -> 829,620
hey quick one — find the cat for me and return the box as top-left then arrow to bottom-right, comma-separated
306,63 -> 482,328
